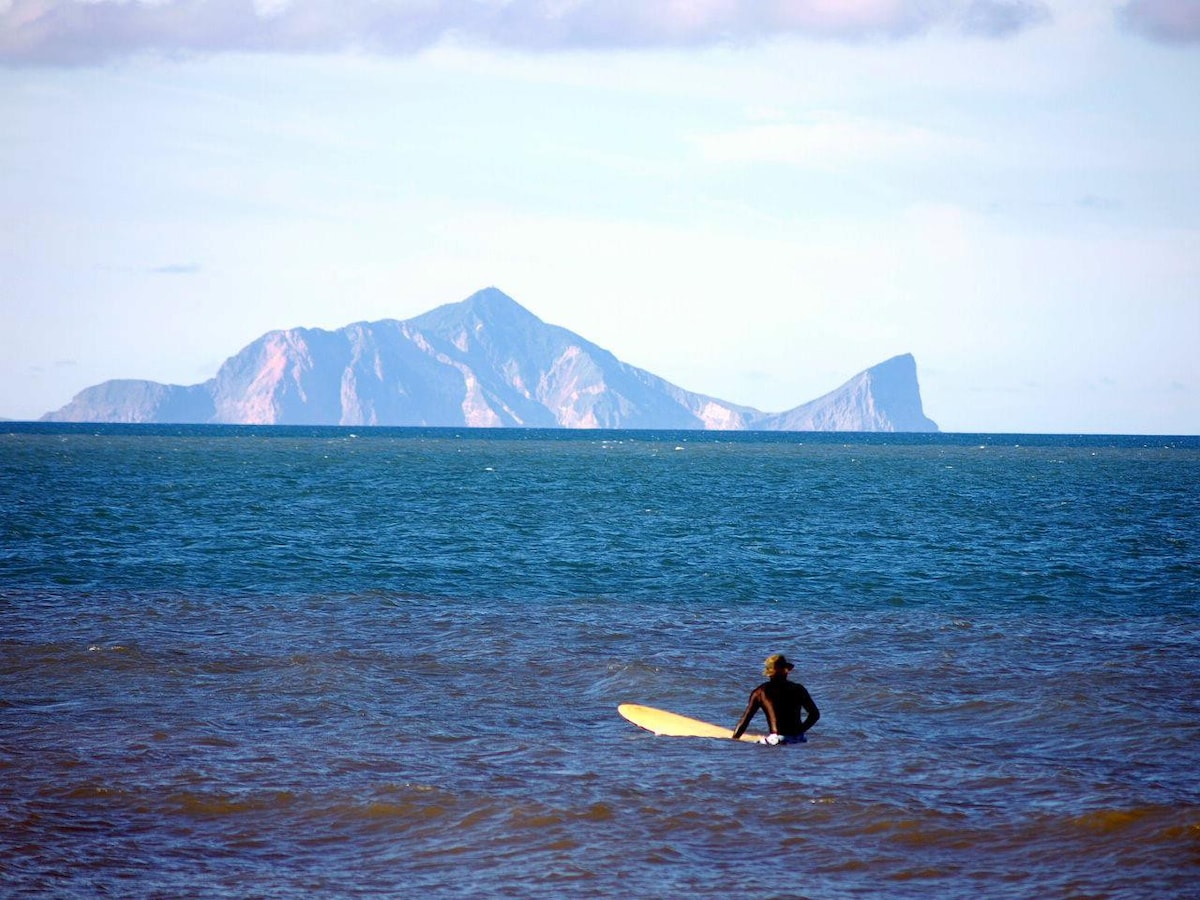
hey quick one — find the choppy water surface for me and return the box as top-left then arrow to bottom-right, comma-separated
2,427 -> 1198,897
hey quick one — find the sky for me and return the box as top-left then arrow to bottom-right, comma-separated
2,0 -> 1198,434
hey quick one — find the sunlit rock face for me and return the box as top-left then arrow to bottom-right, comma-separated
43,287 -> 937,432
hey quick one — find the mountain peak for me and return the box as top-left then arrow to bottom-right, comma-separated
455,286 -> 537,319
464,286 -> 523,311
410,286 -> 545,334
765,352 -> 936,431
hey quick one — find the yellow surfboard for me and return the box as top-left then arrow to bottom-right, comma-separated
618,703 -> 762,743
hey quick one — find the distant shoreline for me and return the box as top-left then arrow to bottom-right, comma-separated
5,422 -> 1197,445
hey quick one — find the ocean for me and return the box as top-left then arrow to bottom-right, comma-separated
2,425 -> 1198,898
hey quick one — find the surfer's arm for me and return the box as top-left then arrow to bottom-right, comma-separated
730,692 -> 761,740
797,686 -> 820,734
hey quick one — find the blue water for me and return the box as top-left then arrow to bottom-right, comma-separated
2,426 -> 1198,897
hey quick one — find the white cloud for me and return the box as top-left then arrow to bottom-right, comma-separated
0,0 -> 1053,66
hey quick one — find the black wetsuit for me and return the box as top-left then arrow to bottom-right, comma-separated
731,676 -> 819,740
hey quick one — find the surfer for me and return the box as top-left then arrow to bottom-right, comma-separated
731,654 -> 820,745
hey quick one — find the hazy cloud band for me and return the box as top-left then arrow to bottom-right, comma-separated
1,0 -> 1053,66
1119,0 -> 1200,44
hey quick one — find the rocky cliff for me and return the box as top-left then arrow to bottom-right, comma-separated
43,287 -> 938,432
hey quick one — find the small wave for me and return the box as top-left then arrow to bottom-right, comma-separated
170,790 -> 298,817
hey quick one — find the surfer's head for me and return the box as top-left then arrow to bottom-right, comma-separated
764,654 -> 794,677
